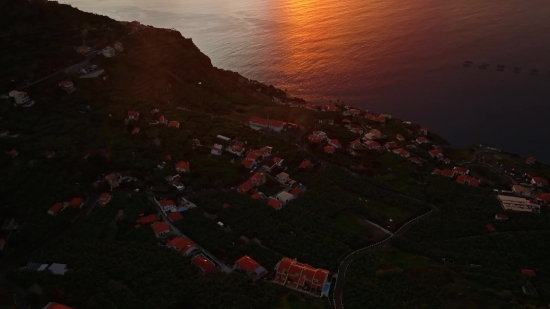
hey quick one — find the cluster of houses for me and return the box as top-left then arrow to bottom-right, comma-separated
273,257 -> 331,298
432,166 -> 480,187
494,178 -> 550,214
126,109 -> 181,134
47,197 -> 86,215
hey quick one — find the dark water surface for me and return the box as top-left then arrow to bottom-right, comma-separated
61,0 -> 550,162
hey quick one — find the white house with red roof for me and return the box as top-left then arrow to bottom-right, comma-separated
273,257 -> 330,298
328,139 -> 342,148
350,140 -> 362,149
58,80 -> 75,93
237,173 -> 266,193
347,109 -> 360,117
453,166 -> 469,175
249,116 -> 286,132
69,197 -> 84,209
396,134 -> 405,141
531,177 -> 549,187
175,161 -> 190,173
416,136 -> 429,144
227,145 -> 245,156
392,148 -> 410,158
192,254 -> 218,274
268,198 -> 285,210
366,141 -> 381,150
385,142 -> 398,150
211,144 -> 223,155
443,158 -> 452,164
526,157 -> 536,165
168,212 -> 184,222
158,199 -> 177,212
409,157 -> 422,165
99,193 -> 112,206
152,222 -> 171,237
167,237 -> 196,255
374,116 -> 386,123
158,115 -> 168,124
429,149 -> 444,159
127,110 -> 139,120
456,175 -> 479,187
235,255 -> 268,279
299,160 -> 313,170
307,134 -> 324,143
321,104 -> 339,112
364,113 -> 376,120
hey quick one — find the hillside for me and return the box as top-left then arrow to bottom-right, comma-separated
2,1 -> 550,309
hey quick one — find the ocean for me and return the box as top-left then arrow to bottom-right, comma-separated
60,0 -> 550,162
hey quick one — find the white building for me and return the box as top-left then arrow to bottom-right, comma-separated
276,191 -> 295,203
497,195 -> 540,213
9,91 -> 33,106
211,144 -> 223,155
102,46 -> 116,58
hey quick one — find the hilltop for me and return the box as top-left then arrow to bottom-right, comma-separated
2,1 -> 550,309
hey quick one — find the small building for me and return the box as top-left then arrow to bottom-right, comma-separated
324,145 -> 336,154
132,127 -> 140,134
366,141 -> 381,150
429,149 -> 443,159
420,126 -> 428,135
69,197 -> 84,209
453,167 -> 469,175
58,80 -> 75,93
267,198 -> 285,210
249,116 -> 286,132
263,157 -> 283,171
486,224 -> 496,232
159,200 -> 177,212
192,254 -> 218,274
99,193 -> 112,205
392,148 -> 410,158
211,144 -> 223,155
228,145 -> 245,156
276,172 -> 291,184
497,195 -> 540,213
416,137 -> 429,144
385,142 -> 398,150
152,222 -> 171,237
102,46 -> 116,57
409,157 -> 422,165
166,237 -> 196,255
512,185 -> 532,197
175,161 -> 190,173
127,110 -> 139,120
9,90 -> 32,106
350,140 -> 362,149
396,134 -> 405,141
290,188 -> 303,196
328,139 -> 341,148
137,214 -> 157,225
77,45 -> 91,54
48,203 -> 65,215
276,191 -> 296,203
526,157 -> 536,165
495,213 -> 509,220
168,212 -> 184,222
8,149 -> 18,158
531,177 -> 549,187
235,255 -> 268,279
273,257 -> 330,297
168,121 -> 180,128
159,115 -> 168,124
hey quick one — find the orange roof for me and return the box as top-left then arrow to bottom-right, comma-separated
137,214 -> 157,225
521,269 -> 536,276
366,141 -> 380,147
251,193 -> 262,200
324,145 -> 335,153
69,197 -> 83,208
290,188 -> 303,196
192,255 -> 218,273
127,110 -> 139,117
167,237 -> 195,253
232,145 -> 244,152
152,222 -> 170,234
537,192 -> 550,202
237,181 -> 254,193
175,161 -> 190,171
342,119 -> 351,123
235,255 -> 262,273
453,166 -> 468,174
532,177 -> 548,184
456,175 -> 469,184
242,159 -> 256,168
58,80 -> 73,87
246,152 -> 260,161
49,203 -> 64,214
299,160 -> 312,169
168,212 -> 183,222
267,199 -> 285,209
329,139 -> 341,147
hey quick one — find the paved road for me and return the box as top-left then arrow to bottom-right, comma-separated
332,200 -> 439,309
465,151 -> 515,185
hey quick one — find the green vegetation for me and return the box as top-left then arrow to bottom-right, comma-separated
334,212 -> 372,238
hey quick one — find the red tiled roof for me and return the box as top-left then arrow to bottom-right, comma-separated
168,121 -> 180,127
238,181 -> 253,193
132,127 -> 140,134
432,169 -> 443,175
409,157 -> 422,164
486,224 -> 496,232
249,116 -> 285,128
58,80 -> 73,87
69,197 -> 83,208
99,193 -> 110,200
329,139 -> 341,147
521,269 -> 536,276
456,175 -> 468,184
9,149 -> 18,156
442,169 -> 455,177
167,237 -> 195,253
251,193 -> 262,200
246,152 -> 260,161
235,255 -> 262,273
468,178 -> 480,187
175,161 -> 190,171
232,145 -> 244,152
242,159 -> 256,168
168,212 -> 183,222
250,172 -> 265,183
159,115 -> 165,122
364,113 -> 376,119
267,199 -> 285,209
137,214 -> 157,225
290,188 -> 303,196
453,166 -> 469,174
532,177 -> 549,184
374,116 -> 386,122
536,192 -> 550,202
127,110 -> 139,117
417,137 -> 428,143
324,145 -> 335,153
159,200 -> 175,207
396,134 -> 404,140
342,119 -> 351,123
366,141 -> 380,148
299,160 -> 312,169
49,203 -> 64,214
152,222 -> 170,234
386,142 -> 397,149
192,255 -> 218,273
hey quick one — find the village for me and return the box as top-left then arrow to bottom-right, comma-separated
2,5 -> 550,308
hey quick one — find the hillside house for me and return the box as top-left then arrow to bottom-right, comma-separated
273,257 -> 330,297
512,185 -> 532,197
168,211 -> 184,222
531,177 -> 548,187
159,200 -> 177,212
456,175 -> 480,187
263,157 -> 283,171
137,214 -> 157,225
453,167 -> 469,175
322,105 -> 339,112
77,45 -> 91,54
242,158 -> 256,169
536,192 -> 550,203
396,134 -> 405,141
268,198 -> 285,210
105,173 -> 122,189
429,149 -> 443,159
497,195 -> 540,213
364,113 -> 376,120
102,46 -> 116,57
168,121 -> 180,128
48,203 -> 66,215
324,145 -> 335,154
416,137 -> 429,144
350,140 -> 362,149
132,127 -> 140,134
152,222 -> 170,237
385,142 -> 398,150
99,193 -> 112,205
420,126 -> 428,135
299,160 -> 313,170
58,80 -> 75,93
409,157 -> 422,165
211,144 -> 223,155
307,134 -> 324,143
366,141 -> 381,150
249,116 -> 286,132
192,255 -> 218,274
328,139 -> 342,148
276,191 -> 296,203
158,115 -> 168,124
526,157 -> 536,164
304,103 -> 318,111
235,255 -> 268,279
227,145 -> 245,156
175,161 -> 190,173
69,198 -> 84,209
393,148 -> 410,158
127,110 -> 139,120
9,91 -> 32,106
167,237 -> 196,255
